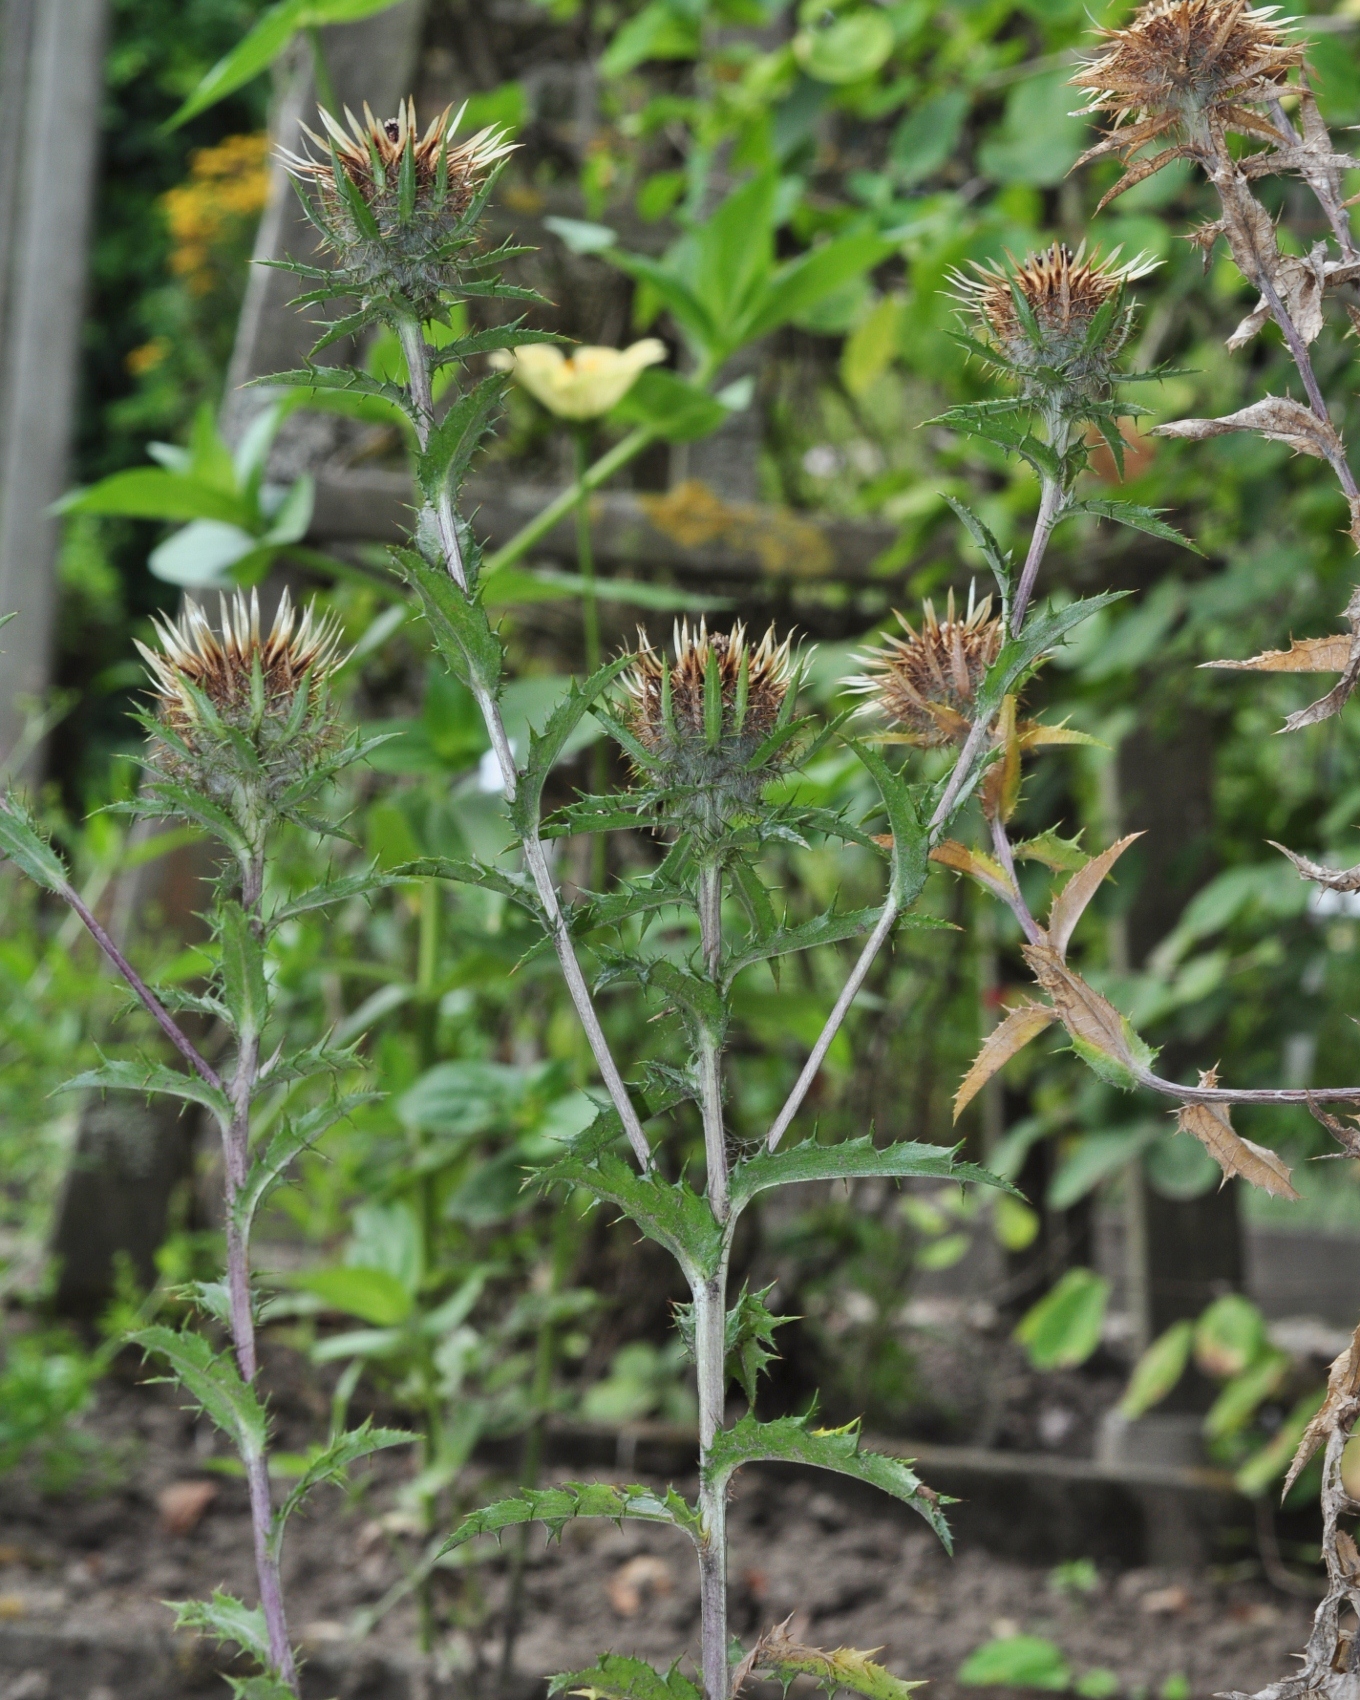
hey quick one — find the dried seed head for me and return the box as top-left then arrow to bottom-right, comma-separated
137,590 -> 346,815
1073,0 -> 1302,194
280,99 -> 516,317
952,243 -> 1155,408
622,620 -> 797,826
846,589 -> 1003,747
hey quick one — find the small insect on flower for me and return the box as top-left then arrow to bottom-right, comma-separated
951,243 -> 1155,410
621,620 -> 798,828
1072,0 -> 1303,205
136,589 -> 346,814
846,589 -> 1003,747
280,99 -> 517,317
493,340 -> 667,421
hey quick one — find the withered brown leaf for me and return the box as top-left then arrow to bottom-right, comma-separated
953,1001 -> 1057,1120
929,840 -> 1018,904
1176,1071 -> 1298,1200
1283,1320 -> 1360,1498
1269,841 -> 1360,892
1022,942 -> 1152,1083
1155,396 -> 1343,462
1047,832 -> 1142,962
1203,634 -> 1355,674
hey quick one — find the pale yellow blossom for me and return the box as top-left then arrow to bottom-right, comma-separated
495,338 -> 666,420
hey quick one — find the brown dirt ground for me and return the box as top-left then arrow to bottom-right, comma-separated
0,1363 -> 1320,1700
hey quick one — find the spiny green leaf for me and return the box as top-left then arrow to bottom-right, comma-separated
973,593 -> 1129,735
549,1655 -> 702,1700
235,1094 -> 377,1236
1068,498 -> 1202,554
170,1589 -> 270,1664
405,855 -> 543,916
63,1057 -> 233,1128
745,1627 -> 924,1700
543,1150 -> 723,1281
722,906 -> 880,990
704,1411 -> 952,1548
130,1326 -> 269,1460
0,795 -> 72,895
512,655 -> 635,838
394,545 -> 503,699
599,956 -> 728,1049
1011,830 -> 1090,873
415,373 -> 508,506
443,1482 -> 702,1557
729,1136 -> 1007,1215
218,900 -> 268,1045
269,866 -> 400,924
269,1420 -> 411,1559
852,745 -> 927,908
674,1282 -> 794,1407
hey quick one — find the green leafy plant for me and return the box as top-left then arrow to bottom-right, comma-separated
0,589 -> 410,1695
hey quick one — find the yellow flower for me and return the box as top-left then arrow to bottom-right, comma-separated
497,339 -> 666,420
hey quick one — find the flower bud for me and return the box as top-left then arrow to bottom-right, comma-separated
847,589 -> 1003,746
281,100 -> 516,319
951,242 -> 1154,413
622,620 -> 796,827
137,590 -> 345,824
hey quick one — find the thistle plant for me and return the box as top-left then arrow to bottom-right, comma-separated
0,589 -> 408,1698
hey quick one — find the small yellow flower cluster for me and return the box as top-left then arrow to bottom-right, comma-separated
161,132 -> 270,299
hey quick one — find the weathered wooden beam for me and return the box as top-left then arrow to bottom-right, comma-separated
0,0 -> 108,760
311,469 -> 903,584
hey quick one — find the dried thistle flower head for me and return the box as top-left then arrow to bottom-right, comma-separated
137,590 -> 346,821
952,243 -> 1155,410
1073,0 -> 1302,204
847,589 -> 1003,747
622,620 -> 797,827
280,99 -> 516,317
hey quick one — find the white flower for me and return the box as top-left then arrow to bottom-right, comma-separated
495,339 -> 666,420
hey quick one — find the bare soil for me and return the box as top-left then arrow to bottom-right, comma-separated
0,1360 -> 1319,1700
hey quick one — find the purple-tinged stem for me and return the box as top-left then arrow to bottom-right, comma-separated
1011,475 -> 1064,633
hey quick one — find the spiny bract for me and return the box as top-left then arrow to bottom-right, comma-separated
951,242 -> 1154,408
1072,0 -> 1302,201
281,99 -> 516,318
622,620 -> 797,828
137,589 -> 346,807
846,589 -> 1003,747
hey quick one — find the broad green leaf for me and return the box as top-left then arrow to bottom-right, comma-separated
1194,1293 -> 1266,1379
1118,1320 -> 1193,1419
292,1264 -> 413,1326
704,1412 -> 952,1547
168,0 -> 306,127
64,1058 -> 233,1128
0,795 -> 71,895
601,1 -> 699,75
218,901 -> 268,1045
795,10 -> 894,83
394,546 -> 503,699
1234,1389 -> 1326,1498
852,744 -> 927,908
609,368 -> 729,442
1204,1349 -> 1290,1441
57,468 -> 251,527
416,373 -> 508,506
130,1325 -> 269,1460
443,1481 -> 702,1557
549,1655 -> 701,1700
235,1095 -> 377,1236
958,1636 -> 1071,1690
607,250 -> 720,360
269,1420 -> 411,1557
171,1590 -> 271,1664
542,1150 -> 723,1282
741,234 -> 893,346
729,1136 -> 1003,1215
1046,1122 -> 1160,1211
1014,1269 -> 1109,1371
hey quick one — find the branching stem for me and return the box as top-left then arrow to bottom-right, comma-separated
397,318 -> 652,1172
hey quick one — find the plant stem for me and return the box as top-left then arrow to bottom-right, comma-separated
227,846 -> 297,1691
397,318 -> 652,1172
1010,473 -> 1064,632
694,1267 -> 731,1700
576,429 -> 608,892
697,862 -> 728,1218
